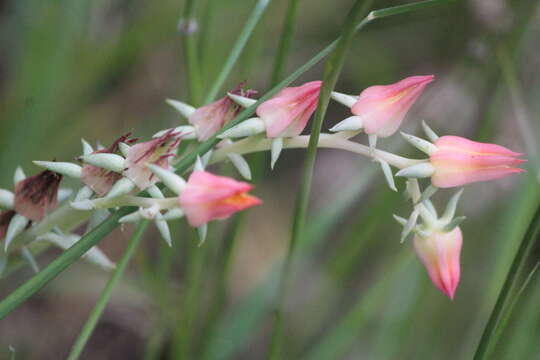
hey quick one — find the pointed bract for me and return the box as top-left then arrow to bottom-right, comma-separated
0,190 -> 14,210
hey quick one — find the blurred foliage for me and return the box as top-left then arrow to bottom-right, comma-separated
0,0 -> 539,359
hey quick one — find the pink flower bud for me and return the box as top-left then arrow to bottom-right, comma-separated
351,75 -> 434,137
14,170 -> 62,221
179,171 -> 262,227
0,210 -> 16,239
257,80 -> 322,138
124,130 -> 181,190
414,227 -> 462,299
81,133 -> 137,196
430,136 -> 526,188
189,86 -> 254,141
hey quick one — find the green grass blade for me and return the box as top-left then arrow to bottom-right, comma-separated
204,0 -> 271,104
302,254 -> 413,360
0,207 -> 132,319
473,203 -> 540,359
67,220 -> 149,360
268,1 -> 375,358
369,0 -> 453,19
269,0 -> 300,85
181,0 -> 203,105
201,0 -> 302,354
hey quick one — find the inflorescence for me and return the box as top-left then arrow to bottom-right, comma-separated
0,75 -> 526,299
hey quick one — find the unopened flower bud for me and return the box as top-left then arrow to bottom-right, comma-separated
256,80 -> 321,138
414,227 -> 462,299
336,75 -> 434,138
429,136 -> 526,188
179,171 -> 262,226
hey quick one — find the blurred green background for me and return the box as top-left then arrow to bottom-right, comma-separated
0,0 -> 539,359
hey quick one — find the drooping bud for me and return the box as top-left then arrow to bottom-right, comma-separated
179,171 -> 262,226
80,133 -> 137,196
123,130 -> 181,190
14,170 -> 62,221
350,75 -> 434,137
256,80 -> 322,138
414,227 -> 462,299
429,136 -> 526,188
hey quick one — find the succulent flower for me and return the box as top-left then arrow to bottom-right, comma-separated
330,75 -> 434,138
395,181 -> 466,299
257,80 -> 322,138
414,226 -> 462,299
179,171 -> 261,226
429,136 -> 526,188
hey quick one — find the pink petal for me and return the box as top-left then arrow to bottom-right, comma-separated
81,165 -> 122,196
179,171 -> 262,226
430,136 -> 526,188
180,171 -> 253,204
435,136 -> 523,157
189,97 -> 238,141
257,81 -> 321,138
351,75 -> 434,137
414,227 -> 462,299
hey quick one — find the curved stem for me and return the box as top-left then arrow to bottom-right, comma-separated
211,133 -> 425,169
89,196 -> 178,211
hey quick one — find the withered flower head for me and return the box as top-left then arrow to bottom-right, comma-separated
188,83 -> 256,141
123,129 -> 181,190
14,170 -> 62,221
81,133 -> 138,196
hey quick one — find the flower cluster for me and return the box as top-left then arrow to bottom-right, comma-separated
1,76 -> 526,299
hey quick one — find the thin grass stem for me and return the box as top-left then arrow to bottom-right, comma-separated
473,204 -> 540,359
204,0 -> 271,104
268,1 -> 374,358
67,220 -> 149,360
